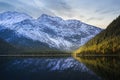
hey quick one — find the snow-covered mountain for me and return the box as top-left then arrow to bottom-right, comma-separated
0,11 -> 102,52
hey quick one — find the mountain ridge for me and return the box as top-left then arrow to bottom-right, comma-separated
0,11 -> 102,53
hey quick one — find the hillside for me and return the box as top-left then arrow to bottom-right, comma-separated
0,11 -> 102,52
0,38 -> 16,54
75,16 -> 120,55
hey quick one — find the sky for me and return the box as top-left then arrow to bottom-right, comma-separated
0,0 -> 120,29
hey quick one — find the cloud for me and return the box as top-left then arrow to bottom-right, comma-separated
94,0 -> 120,15
95,8 -> 120,15
39,0 -> 71,11
87,17 -> 104,22
0,2 -> 12,7
0,2 -> 14,12
27,0 -> 74,20
34,0 -> 72,18
0,0 -> 56,18
0,0 -> 120,28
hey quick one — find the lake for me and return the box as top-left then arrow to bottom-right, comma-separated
0,56 -> 120,80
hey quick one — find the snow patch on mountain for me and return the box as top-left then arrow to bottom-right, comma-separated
0,11 -> 102,51
0,11 -> 32,25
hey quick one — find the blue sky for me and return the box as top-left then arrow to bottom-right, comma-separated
0,0 -> 120,28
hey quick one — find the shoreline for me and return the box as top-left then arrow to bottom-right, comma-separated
0,54 -> 72,57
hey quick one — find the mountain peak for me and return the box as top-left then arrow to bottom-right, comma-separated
38,14 -> 63,22
0,11 -> 32,25
40,14 -> 50,18
0,11 -> 32,18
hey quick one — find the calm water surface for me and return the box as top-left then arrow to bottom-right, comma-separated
0,56 -> 119,80
0,57 -> 101,80
75,56 -> 120,80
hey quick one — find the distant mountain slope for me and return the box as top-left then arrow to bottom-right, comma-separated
0,11 -> 102,52
0,38 -> 16,54
75,16 -> 120,55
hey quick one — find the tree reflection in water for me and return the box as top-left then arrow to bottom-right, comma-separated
75,56 -> 120,80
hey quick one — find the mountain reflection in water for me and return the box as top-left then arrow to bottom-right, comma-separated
0,57 -> 101,80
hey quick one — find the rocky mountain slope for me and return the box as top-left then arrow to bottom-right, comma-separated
0,11 -> 102,52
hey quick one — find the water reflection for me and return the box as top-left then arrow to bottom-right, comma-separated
0,57 -> 101,80
75,56 -> 120,80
